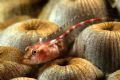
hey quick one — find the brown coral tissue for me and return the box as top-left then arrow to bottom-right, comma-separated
48,0 -> 108,27
0,0 -> 41,22
10,77 -> 37,80
72,22 -> 120,73
0,60 -> 32,80
107,70 -> 120,80
37,57 -> 103,80
0,19 -> 59,53
0,46 -> 23,63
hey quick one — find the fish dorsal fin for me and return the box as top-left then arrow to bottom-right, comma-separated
49,18 -> 113,45
44,15 -> 81,41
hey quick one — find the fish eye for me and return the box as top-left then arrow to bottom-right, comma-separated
32,50 -> 37,55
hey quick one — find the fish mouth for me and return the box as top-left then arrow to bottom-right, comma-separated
21,58 -> 40,65
21,58 -> 32,65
